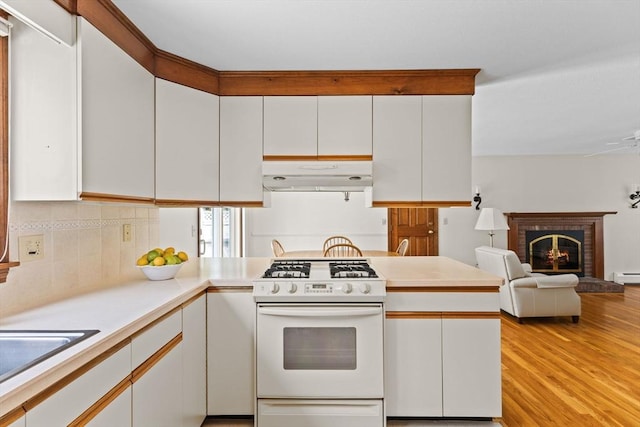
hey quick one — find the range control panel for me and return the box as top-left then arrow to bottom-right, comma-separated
252,280 -> 385,302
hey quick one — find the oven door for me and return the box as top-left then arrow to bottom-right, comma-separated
256,303 -> 384,398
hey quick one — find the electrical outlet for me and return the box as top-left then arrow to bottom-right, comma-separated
123,224 -> 132,242
19,234 -> 44,261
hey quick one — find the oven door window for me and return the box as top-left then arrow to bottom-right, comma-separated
283,327 -> 356,370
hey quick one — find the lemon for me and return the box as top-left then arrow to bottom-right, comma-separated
153,256 -> 166,266
154,247 -> 165,257
164,247 -> 175,256
146,250 -> 160,262
136,257 -> 148,266
177,251 -> 188,262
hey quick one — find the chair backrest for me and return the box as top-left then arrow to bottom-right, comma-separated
271,239 -> 285,257
475,246 -> 526,282
396,239 -> 409,256
323,243 -> 363,257
322,235 -> 353,252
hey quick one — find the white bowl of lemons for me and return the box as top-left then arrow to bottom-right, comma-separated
137,247 -> 189,281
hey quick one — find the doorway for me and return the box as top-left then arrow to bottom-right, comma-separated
388,208 -> 439,256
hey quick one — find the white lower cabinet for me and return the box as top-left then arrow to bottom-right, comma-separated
25,343 -> 132,426
385,316 -> 443,416
384,293 -> 502,418
442,317 -> 502,417
182,295 -> 207,426
207,289 -> 255,415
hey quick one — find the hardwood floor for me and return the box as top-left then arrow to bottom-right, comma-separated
203,287 -> 640,427
500,286 -> 640,426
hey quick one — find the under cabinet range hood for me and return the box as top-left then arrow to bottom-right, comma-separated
262,161 -> 373,192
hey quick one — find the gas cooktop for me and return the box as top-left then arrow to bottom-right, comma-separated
253,259 -> 386,302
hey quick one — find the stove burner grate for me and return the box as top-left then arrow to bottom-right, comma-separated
329,260 -> 378,279
262,261 -> 311,279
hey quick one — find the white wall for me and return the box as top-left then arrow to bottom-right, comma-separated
159,208 -> 199,257
439,154 -> 640,280
245,192 -> 388,256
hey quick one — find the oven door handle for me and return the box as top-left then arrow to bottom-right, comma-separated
258,306 -> 382,318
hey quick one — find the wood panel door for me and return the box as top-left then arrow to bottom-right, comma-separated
388,208 -> 438,256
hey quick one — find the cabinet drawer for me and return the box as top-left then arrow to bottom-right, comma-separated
26,343 -> 131,426
131,310 -> 182,368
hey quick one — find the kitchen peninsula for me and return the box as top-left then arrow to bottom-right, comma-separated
0,256 -> 502,425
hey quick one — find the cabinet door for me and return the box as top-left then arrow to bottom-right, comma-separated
132,342 -> 183,427
442,317 -> 502,417
263,96 -> 317,156
385,317 -> 443,417
78,17 -> 154,200
207,291 -> 255,415
318,96 -> 372,156
182,295 -> 207,427
156,79 -> 220,203
10,17 -> 77,201
220,96 -> 264,204
372,96 -> 422,203
422,96 -> 472,202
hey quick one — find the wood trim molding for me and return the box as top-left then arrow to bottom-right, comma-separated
263,155 -> 374,162
0,406 -> 26,427
372,201 -> 471,208
386,311 -> 500,319
181,291 -> 206,309
68,375 -> 132,427
131,333 -> 182,383
67,2 -> 479,97
130,306 -> 182,340
79,192 -> 155,204
386,286 -> 500,293
155,50 -> 219,94
219,201 -> 265,208
154,199 -> 220,207
0,26 -> 9,273
207,286 -> 253,292
386,311 -> 441,319
218,69 -> 480,96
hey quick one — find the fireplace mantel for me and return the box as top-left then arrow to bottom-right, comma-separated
505,212 -> 616,279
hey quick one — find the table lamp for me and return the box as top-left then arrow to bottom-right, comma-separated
475,208 -> 510,247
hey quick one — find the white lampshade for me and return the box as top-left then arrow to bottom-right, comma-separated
475,208 -> 509,247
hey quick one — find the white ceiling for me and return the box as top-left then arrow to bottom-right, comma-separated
111,0 -> 640,156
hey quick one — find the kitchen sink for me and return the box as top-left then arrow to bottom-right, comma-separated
0,329 -> 100,383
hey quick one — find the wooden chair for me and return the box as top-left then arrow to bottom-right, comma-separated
271,239 -> 285,257
396,239 -> 409,256
322,236 -> 353,252
323,243 -> 363,257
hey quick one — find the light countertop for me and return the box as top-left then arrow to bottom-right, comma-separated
0,256 -> 500,417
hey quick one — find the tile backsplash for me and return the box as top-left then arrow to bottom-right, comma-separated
0,201 -> 159,318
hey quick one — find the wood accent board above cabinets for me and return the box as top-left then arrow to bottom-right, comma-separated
55,1 -> 480,97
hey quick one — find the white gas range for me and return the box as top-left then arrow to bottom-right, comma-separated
253,259 -> 386,427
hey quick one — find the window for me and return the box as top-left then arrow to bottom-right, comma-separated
199,207 -> 243,257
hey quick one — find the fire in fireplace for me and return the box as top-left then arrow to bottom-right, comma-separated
525,230 -> 584,276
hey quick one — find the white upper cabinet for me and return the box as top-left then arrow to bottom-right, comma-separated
422,96 -> 472,202
317,96 -> 372,157
263,96 -> 317,156
219,96 -> 264,204
155,79 -> 220,203
372,96 -> 423,202
78,17 -> 154,200
10,17 -> 77,201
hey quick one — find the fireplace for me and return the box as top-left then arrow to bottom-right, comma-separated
525,230 -> 584,276
505,212 -> 616,280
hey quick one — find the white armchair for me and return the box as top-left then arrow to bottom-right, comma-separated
475,246 -> 581,323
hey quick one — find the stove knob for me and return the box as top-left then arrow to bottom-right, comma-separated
288,283 -> 298,294
343,283 -> 353,294
359,283 -> 371,294
270,283 -> 280,294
